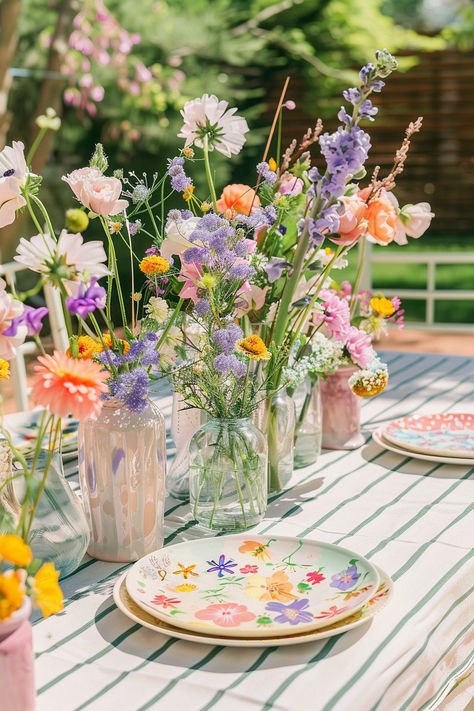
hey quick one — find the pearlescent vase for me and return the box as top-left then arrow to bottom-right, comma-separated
79,399 -> 166,562
320,367 -> 365,450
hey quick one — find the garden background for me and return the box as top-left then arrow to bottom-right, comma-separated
0,0 -> 473,329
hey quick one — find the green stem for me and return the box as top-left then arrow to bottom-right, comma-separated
203,135 -> 218,212
350,235 -> 367,318
26,127 -> 47,165
157,298 -> 184,349
101,217 -> 127,329
24,194 -> 44,235
31,195 -> 56,241
146,201 -> 160,241
24,417 -> 61,540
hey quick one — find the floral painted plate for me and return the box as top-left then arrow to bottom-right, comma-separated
372,428 -> 474,466
383,414 -> 474,459
125,535 -> 380,639
115,567 -> 393,647
3,408 -> 78,457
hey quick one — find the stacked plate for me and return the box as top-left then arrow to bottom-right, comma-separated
114,534 -> 393,647
373,413 -> 474,465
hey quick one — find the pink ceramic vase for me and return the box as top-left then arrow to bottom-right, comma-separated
0,597 -> 35,711
320,367 -> 365,450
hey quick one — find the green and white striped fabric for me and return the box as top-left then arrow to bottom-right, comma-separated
32,351 -> 474,711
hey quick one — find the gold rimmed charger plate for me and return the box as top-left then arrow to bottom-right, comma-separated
113,567 -> 393,648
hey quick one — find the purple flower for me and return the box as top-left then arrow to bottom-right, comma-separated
167,157 -> 193,193
342,87 -> 361,105
257,161 -> 277,186
108,367 -> 149,412
213,353 -> 232,373
206,555 -> 237,578
3,305 -> 49,337
264,257 -> 292,283
227,263 -> 255,280
308,167 -> 321,182
265,599 -> 313,626
213,322 -> 243,353
233,240 -> 248,257
330,564 -> 361,591
337,107 -> 352,126
194,299 -> 210,316
228,354 -> 247,378
65,278 -> 107,319
183,247 -> 202,264
358,99 -> 378,121
128,220 -> 141,236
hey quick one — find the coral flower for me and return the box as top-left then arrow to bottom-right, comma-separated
0,572 -> 24,620
195,602 -> 255,628
0,534 -> 32,567
216,184 -> 260,217
31,563 -> 63,618
359,188 -> 397,245
0,358 -> 10,381
370,296 -> 395,317
332,194 -> 368,245
31,350 -> 109,420
139,255 -> 170,275
236,335 -> 271,361
67,335 -> 102,360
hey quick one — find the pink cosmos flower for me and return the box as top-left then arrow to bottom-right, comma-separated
0,278 -> 26,359
62,167 -> 128,216
345,326 -> 374,368
195,602 -> 256,628
278,171 -> 304,196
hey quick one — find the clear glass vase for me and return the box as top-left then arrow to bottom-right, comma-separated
78,398 -> 166,562
167,391 -> 205,501
188,417 -> 267,532
320,367 -> 365,449
254,392 -> 295,493
293,376 -> 322,468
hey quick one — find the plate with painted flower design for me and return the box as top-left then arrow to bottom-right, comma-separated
383,413 -> 474,459
125,535 -> 380,639
115,566 -> 393,647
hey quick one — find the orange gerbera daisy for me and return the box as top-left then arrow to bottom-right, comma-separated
236,335 -> 271,361
0,534 -> 32,567
139,255 -> 170,275
0,358 -> 10,381
216,184 -> 260,217
31,350 -> 109,420
31,562 -> 63,618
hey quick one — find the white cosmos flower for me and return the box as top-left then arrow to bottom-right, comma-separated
14,230 -> 110,281
178,94 -> 249,157
160,215 -> 201,261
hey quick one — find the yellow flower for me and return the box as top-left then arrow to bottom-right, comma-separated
101,333 -> 130,354
324,247 -> 333,256
31,563 -> 63,618
349,369 -> 388,398
65,208 -> 89,233
200,201 -> 212,213
174,583 -> 197,593
132,292 -> 142,302
268,157 -> 277,171
236,335 -> 271,361
0,358 -> 10,381
67,335 -> 102,360
182,147 -> 194,158
0,534 -> 32,567
0,572 -> 24,620
369,297 -> 395,318
139,255 -> 170,275
172,563 -> 198,579
200,273 -> 216,290
108,221 -> 123,234
182,185 -> 195,201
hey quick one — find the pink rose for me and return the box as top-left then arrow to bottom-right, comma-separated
345,326 -> 374,368
62,167 -> 128,216
331,194 -> 367,245
278,172 -> 303,196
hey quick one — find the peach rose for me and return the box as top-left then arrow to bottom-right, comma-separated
359,187 -> 397,245
62,167 -> 128,216
216,184 -> 260,217
331,194 -> 367,245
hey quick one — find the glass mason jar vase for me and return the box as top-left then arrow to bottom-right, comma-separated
320,367 -> 365,449
292,376 -> 322,469
79,398 -> 166,562
167,391 -> 205,501
188,417 -> 267,532
254,392 -> 295,493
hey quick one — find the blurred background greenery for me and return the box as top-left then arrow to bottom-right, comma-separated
1,0 -> 473,324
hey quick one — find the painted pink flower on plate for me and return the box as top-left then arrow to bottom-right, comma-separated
314,605 -> 348,620
306,570 -> 325,585
195,602 -> 256,628
150,594 -> 181,609
240,565 -> 259,575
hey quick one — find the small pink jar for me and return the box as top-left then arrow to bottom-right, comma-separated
320,367 -> 365,450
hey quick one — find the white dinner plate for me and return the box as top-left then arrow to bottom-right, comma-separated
372,428 -> 474,466
114,566 -> 393,647
382,414 -> 474,459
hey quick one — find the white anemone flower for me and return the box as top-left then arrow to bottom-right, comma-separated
178,94 -> 249,157
0,141 -> 27,181
0,141 -> 28,228
14,230 -> 110,281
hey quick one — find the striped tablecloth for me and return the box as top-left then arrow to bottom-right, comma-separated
32,351 -> 474,711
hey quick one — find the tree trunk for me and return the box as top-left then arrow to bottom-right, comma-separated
0,0 -> 22,149
29,0 -> 75,175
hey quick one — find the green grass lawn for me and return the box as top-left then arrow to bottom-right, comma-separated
336,234 -> 474,325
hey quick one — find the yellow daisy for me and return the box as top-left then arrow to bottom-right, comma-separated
0,534 -> 32,567
67,335 -> 102,360
174,583 -> 197,593
236,335 -> 271,361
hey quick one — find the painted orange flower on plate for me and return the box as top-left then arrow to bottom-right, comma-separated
238,540 -> 271,562
245,570 -> 297,603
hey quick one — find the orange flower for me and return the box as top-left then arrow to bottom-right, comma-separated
0,571 -> 24,620
139,255 -> 170,275
31,562 -> 63,618
67,335 -> 102,360
0,534 -> 32,567
101,333 -> 130,354
216,184 -> 260,217
236,335 -> 271,361
0,358 -> 10,381
238,540 -> 271,562
31,350 -> 109,420
359,188 -> 397,245
245,570 -> 297,603
369,297 -> 395,317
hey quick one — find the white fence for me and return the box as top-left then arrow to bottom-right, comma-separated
360,245 -> 474,333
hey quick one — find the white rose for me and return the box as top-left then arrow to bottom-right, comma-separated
402,202 -> 434,238
160,216 -> 201,261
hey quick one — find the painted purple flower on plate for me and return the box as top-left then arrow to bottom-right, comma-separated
265,598 -> 313,626
330,564 -> 360,591
206,554 -> 237,578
